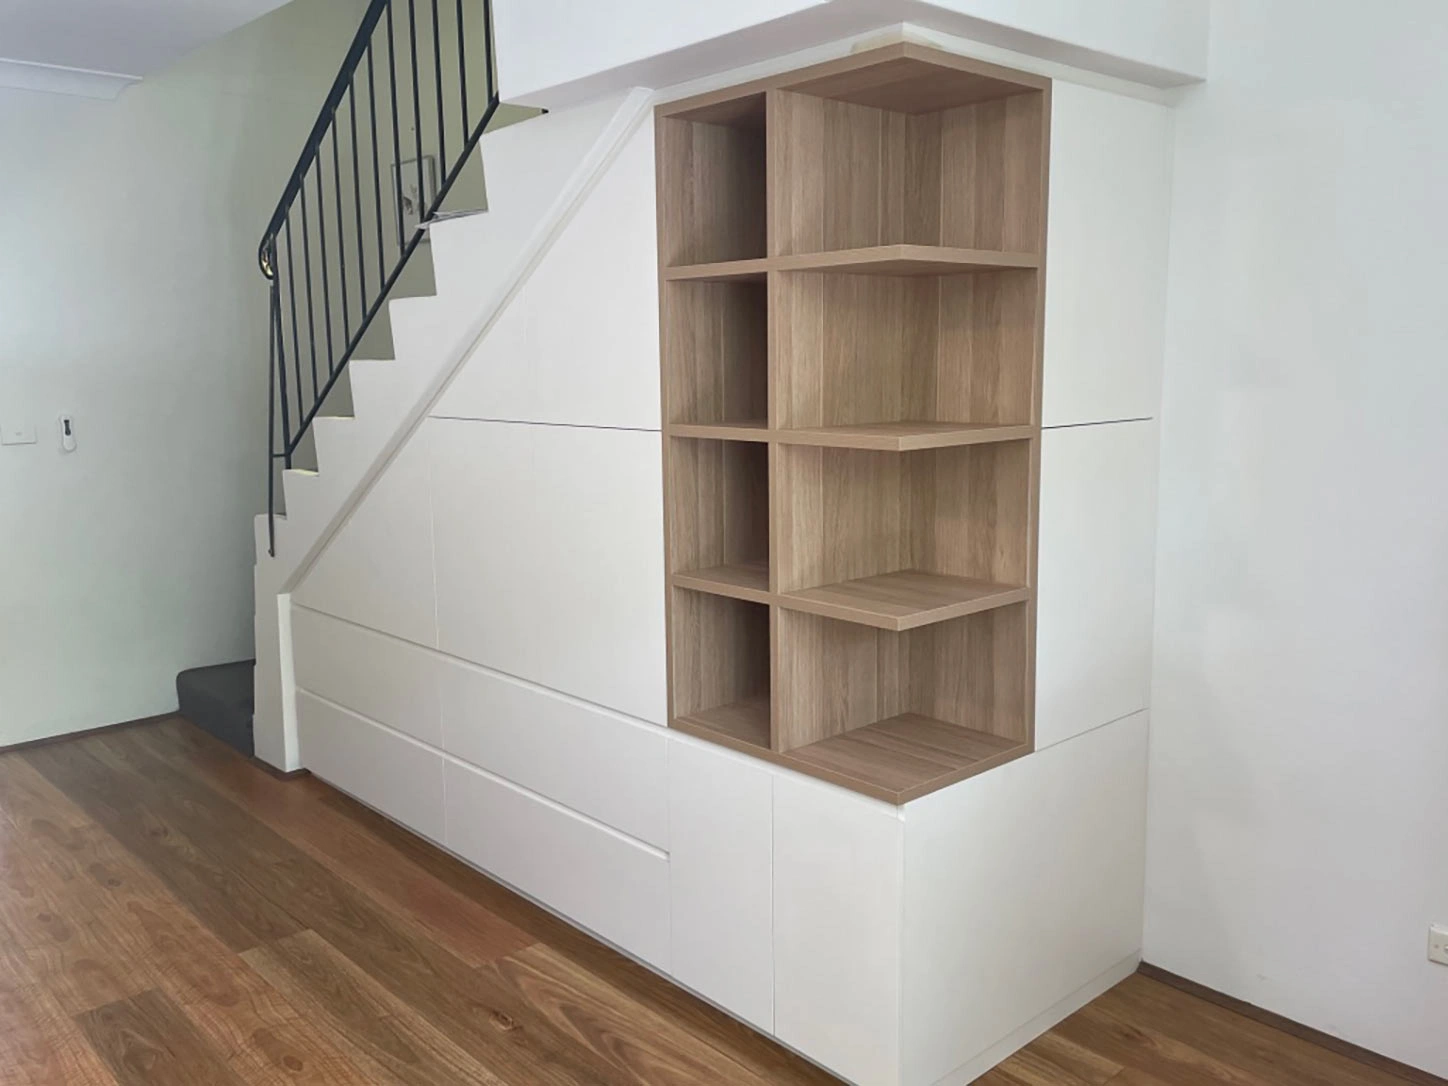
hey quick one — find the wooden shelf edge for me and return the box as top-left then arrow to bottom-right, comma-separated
671,563 -> 772,606
777,581 -> 1031,632
785,739 -> 1032,804
667,420 -> 770,443
773,421 -> 1035,451
663,245 -> 1040,282
772,244 -> 1040,275
662,258 -> 769,281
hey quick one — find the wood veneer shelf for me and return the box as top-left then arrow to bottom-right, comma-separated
658,43 -> 1048,803
673,696 -> 772,755
779,570 -> 1029,631
666,420 -> 770,442
774,420 -> 1034,451
673,561 -> 771,605
782,714 -> 1029,804
665,246 -> 1038,281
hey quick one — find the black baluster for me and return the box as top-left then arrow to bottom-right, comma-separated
349,77 -> 367,318
408,0 -> 425,238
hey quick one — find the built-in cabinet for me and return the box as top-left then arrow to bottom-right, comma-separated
288,50 -> 1173,1086
658,44 -> 1053,803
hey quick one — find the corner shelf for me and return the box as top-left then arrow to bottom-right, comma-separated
657,43 -> 1049,804
778,570 -> 1028,631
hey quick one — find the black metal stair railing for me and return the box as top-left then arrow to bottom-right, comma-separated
261,0 -> 500,555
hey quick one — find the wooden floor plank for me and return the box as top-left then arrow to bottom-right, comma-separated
133,721 -> 536,967
489,942 -> 772,1084
1053,1004 -> 1277,1086
243,930 -> 503,1086
73,728 -> 628,1086
4,720 -> 1436,1086
1098,976 -> 1421,1086
2,752 -> 372,1086
23,744 -> 302,951
76,988 -> 247,1086
0,979 -> 120,1086
314,784 -> 844,1085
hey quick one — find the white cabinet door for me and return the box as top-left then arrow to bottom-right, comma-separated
1036,420 -> 1158,749
667,738 -> 773,1032
445,758 -> 670,969
430,417 -> 668,724
1044,82 -> 1173,427
774,775 -> 904,1086
438,655 -> 668,847
293,433 -> 439,647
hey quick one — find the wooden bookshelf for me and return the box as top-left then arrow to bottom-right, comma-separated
657,43 -> 1049,803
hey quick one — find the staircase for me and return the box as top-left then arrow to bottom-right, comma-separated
177,661 -> 256,755
238,0 -> 654,769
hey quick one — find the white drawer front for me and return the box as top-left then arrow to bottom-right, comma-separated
293,606 -> 443,747
444,758 -> 669,969
297,692 -> 445,844
438,656 -> 667,848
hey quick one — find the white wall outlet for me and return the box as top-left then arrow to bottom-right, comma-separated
1,419 -> 37,446
1430,924 -> 1448,966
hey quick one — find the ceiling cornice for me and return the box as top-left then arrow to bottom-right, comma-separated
0,57 -> 141,100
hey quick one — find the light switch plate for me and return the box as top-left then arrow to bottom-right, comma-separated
1,420 -> 37,445
1430,924 -> 1448,966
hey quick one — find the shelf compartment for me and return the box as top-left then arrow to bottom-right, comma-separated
774,440 -> 1032,612
673,560 -> 771,605
768,60 -> 1047,258
667,419 -> 769,442
674,695 -> 772,754
670,593 -> 771,756
662,279 -> 767,427
772,268 -> 1038,431
657,92 -> 766,266
666,437 -> 768,576
784,714 -> 1027,804
773,604 -> 1031,801
779,570 -> 1027,631
774,420 -> 1033,451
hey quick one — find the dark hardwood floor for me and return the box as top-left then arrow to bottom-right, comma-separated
0,717 -> 1432,1085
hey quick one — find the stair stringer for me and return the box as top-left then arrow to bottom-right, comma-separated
252,87 -> 656,770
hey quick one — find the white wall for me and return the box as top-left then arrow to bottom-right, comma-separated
0,0 -> 367,746
1145,0 -> 1448,1076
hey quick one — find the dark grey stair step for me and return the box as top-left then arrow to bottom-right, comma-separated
177,660 -> 255,757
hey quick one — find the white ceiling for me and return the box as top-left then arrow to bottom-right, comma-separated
0,0 -> 292,78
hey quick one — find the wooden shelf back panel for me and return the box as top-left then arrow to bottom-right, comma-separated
657,104 -> 766,266
773,604 -> 1031,754
773,441 -> 1033,594
661,280 -> 768,424
666,438 -> 768,573
772,268 -> 1038,430
769,74 -> 1047,256
670,591 -> 770,720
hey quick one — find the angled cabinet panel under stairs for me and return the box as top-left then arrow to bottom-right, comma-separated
658,44 -> 1049,803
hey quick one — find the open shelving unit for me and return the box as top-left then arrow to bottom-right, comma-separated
657,43 -> 1050,804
